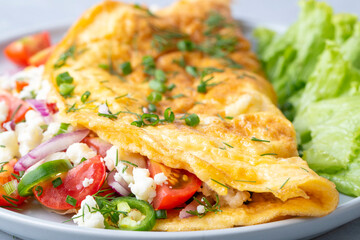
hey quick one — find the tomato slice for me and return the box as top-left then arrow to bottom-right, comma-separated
0,159 -> 27,207
0,92 -> 31,124
148,161 -> 202,210
34,155 -> 106,210
82,137 -> 112,158
28,45 -> 54,66
15,81 -> 29,93
4,32 -> 51,66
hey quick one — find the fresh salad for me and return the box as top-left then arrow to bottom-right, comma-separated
0,32 -> 216,231
255,0 -> 360,196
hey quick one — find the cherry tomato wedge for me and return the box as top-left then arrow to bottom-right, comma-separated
0,159 -> 27,207
34,155 -> 106,210
4,32 -> 51,66
15,81 -> 29,93
148,161 -> 202,210
28,45 -> 54,66
0,92 -> 31,124
82,137 -> 112,158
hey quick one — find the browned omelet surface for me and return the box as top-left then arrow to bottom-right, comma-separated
43,0 -> 338,231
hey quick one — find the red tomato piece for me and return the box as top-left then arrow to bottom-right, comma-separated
148,161 -> 202,210
46,102 -> 58,114
28,45 -> 54,66
0,92 -> 31,124
82,137 -> 112,158
15,81 -> 29,93
0,159 -> 27,207
4,32 -> 51,66
33,156 -> 106,210
34,155 -> 106,210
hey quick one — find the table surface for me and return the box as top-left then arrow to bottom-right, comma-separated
0,0 -> 359,239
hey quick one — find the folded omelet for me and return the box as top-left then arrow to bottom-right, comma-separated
43,0 -> 338,231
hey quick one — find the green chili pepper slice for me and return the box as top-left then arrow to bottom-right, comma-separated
104,197 -> 156,231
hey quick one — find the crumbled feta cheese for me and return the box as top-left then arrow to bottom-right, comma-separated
16,66 -> 44,99
82,178 -> 94,188
154,172 -> 168,185
0,101 -> 9,123
25,110 -> 45,127
16,122 -> 43,156
0,74 -> 14,90
73,196 -> 105,228
0,131 -> 19,163
66,143 -> 96,166
197,205 -> 205,214
104,146 -> 146,171
42,122 -> 61,142
129,168 -> 156,203
36,80 -> 51,100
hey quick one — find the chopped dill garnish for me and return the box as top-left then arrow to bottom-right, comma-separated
280,177 -> 290,189
260,153 -> 278,156
225,116 -> 233,120
222,142 -> 234,148
54,45 -> 76,69
217,113 -> 225,121
210,178 -> 229,189
251,137 -> 270,143
186,195 -> 222,218
300,167 -> 309,172
120,160 -> 138,168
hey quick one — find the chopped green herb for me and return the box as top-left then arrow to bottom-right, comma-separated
260,153 -> 278,156
185,66 -> 198,77
56,72 -> 73,86
3,180 -> 16,195
171,93 -> 185,99
147,92 -> 162,103
59,83 -> 75,97
11,173 -> 21,181
122,165 -> 129,173
149,80 -> 167,93
300,167 -> 309,172
114,93 -> 128,100
210,178 -> 229,189
222,142 -> 234,148
120,160 -> 138,168
225,116 -> 234,120
54,45 -> 75,69
35,186 -> 43,196
10,104 -> 22,121
217,113 -> 225,121
251,137 -> 270,143
167,83 -> 176,91
2,195 -> 19,207
154,69 -> 167,82
66,195 -> 77,207
55,123 -> 70,136
177,40 -> 196,52
187,195 -> 222,218
141,113 -> 160,126
142,56 -> 156,75
0,162 -> 9,174
133,3 -> 156,17
163,108 -> 175,123
185,113 -> 200,127
155,209 -> 167,219
119,62 -> 132,76
40,124 -> 48,131
172,55 -> 186,68
152,28 -> 187,52
98,63 -> 110,70
148,103 -> 157,112
0,145 -> 5,148
80,157 -> 87,163
52,177 -> 63,188
115,149 -> 119,167
81,91 -> 91,103
280,177 -> 290,189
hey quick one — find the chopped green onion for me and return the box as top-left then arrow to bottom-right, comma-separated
66,195 -> 77,207
54,45 -> 75,69
35,186 -> 43,196
98,63 -> 110,70
115,149 -> 119,167
59,83 -> 75,97
120,62 -> 132,75
149,80 -> 167,93
80,157 -> 87,163
155,209 -> 167,219
0,145 -> 5,148
56,72 -> 73,86
55,123 -> 70,136
167,83 -> 176,91
2,180 -> 17,195
141,113 -> 160,126
154,69 -> 167,82
185,113 -> 200,127
147,92 -> 162,103
163,108 -> 175,123
177,40 -> 196,52
52,177 -> 63,188
171,93 -> 185,99
225,116 -> 234,120
148,103 -> 157,112
81,91 -> 91,103
142,56 -> 156,75
260,153 -> 278,156
251,137 -> 270,143
185,66 -> 198,77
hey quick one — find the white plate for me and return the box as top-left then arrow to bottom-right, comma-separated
0,21 -> 359,240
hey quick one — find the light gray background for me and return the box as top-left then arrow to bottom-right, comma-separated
0,0 -> 359,239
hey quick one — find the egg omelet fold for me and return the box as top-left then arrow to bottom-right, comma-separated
43,0 -> 338,231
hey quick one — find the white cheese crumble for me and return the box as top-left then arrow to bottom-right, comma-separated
16,66 -> 44,99
0,131 -> 19,163
66,143 -> 96,166
82,178 -> 94,188
73,195 -> 105,228
42,122 -> 61,142
154,172 -> 168,185
0,101 -> 9,124
24,110 -> 45,127
129,168 -> 156,203
16,122 -> 43,156
197,205 -> 206,214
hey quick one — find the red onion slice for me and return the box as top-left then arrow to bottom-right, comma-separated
26,99 -> 52,123
3,120 -> 15,131
107,171 -> 130,196
179,200 -> 198,219
14,129 -> 90,171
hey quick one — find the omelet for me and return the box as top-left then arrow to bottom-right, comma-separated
43,0 -> 338,231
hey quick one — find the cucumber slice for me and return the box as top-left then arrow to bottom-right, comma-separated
17,159 -> 73,197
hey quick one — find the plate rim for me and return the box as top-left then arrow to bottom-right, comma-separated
0,21 -> 359,240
